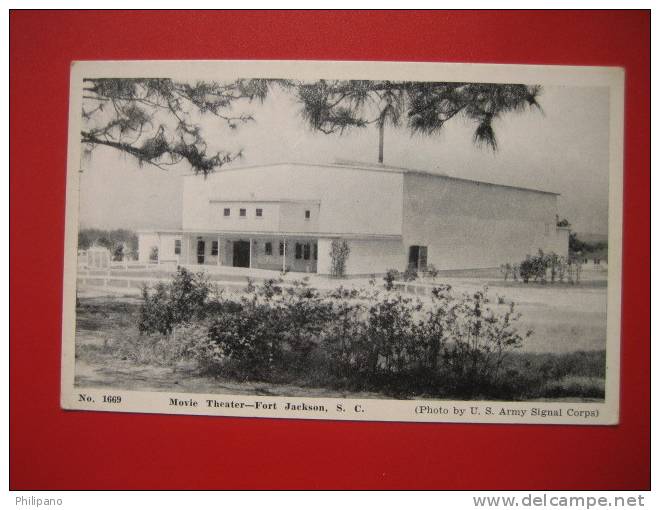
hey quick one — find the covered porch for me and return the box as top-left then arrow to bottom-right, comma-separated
180,232 -> 319,274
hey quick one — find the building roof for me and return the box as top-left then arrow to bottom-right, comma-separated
183,161 -> 560,196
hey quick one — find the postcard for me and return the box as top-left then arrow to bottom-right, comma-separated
61,60 -> 623,424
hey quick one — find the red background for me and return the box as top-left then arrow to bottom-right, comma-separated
10,10 -> 650,490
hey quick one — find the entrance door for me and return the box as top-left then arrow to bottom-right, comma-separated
197,240 -> 205,264
233,240 -> 250,268
408,245 -> 428,271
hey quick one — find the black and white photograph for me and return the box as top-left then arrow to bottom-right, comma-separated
60,60 -> 623,424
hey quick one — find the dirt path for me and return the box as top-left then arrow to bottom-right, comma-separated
75,356 -> 384,399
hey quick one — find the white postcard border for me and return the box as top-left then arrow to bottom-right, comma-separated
61,59 -> 625,425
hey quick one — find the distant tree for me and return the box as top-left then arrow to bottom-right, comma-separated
78,228 -> 139,259
81,78 -> 276,175
96,236 -> 113,250
78,231 -> 92,250
556,218 -> 570,227
295,80 -> 542,163
113,243 -> 125,262
569,232 -> 607,255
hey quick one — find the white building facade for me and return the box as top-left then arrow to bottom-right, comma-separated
138,162 -> 569,276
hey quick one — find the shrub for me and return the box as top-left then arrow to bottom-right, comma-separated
519,252 -> 547,283
364,294 -> 424,375
138,267 -> 212,336
138,283 -> 174,336
322,300 -> 366,379
383,269 -> 400,290
131,274 -> 542,399
278,283 -> 334,364
327,286 -> 359,300
403,266 -> 418,282
113,243 -> 125,261
205,303 -> 281,377
426,264 -> 439,280
508,251 -> 576,285
330,239 -> 351,278
441,290 -> 530,396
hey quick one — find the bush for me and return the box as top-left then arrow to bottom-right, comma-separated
138,266 -> 213,336
508,250 -> 577,284
113,244 -> 125,262
330,239 -> 351,278
519,251 -> 547,283
441,290 -> 530,396
205,303 -> 281,377
383,269 -> 400,290
129,272 -> 605,400
402,266 -> 418,282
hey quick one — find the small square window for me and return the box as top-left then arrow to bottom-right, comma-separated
265,242 -> 272,255
256,208 -> 263,217
240,208 -> 246,217
305,210 -> 311,219
211,241 -> 219,256
223,208 -> 230,217
174,239 -> 181,255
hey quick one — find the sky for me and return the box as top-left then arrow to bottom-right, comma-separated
79,83 -> 610,235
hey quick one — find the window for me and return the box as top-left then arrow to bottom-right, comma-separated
279,241 -> 285,256
265,242 -> 272,256
305,210 -> 311,219
295,243 -> 302,259
223,208 -> 230,217
313,243 -> 318,260
240,208 -> 246,217
211,241 -> 219,256
544,223 -> 550,235
303,243 -> 311,260
174,239 -> 181,255
256,208 -> 263,217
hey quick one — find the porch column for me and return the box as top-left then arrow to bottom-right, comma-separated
217,235 -> 220,265
187,236 -> 191,265
249,238 -> 253,268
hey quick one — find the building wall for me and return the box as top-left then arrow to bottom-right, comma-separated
402,173 -> 566,270
209,201 -> 282,232
317,237 -> 404,276
182,163 -> 403,236
137,232 -> 159,263
174,163 -> 568,273
138,232 -> 181,263
158,234 -> 182,264
178,235 -> 318,273
550,227 -> 570,259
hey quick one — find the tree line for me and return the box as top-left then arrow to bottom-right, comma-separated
78,228 -> 138,261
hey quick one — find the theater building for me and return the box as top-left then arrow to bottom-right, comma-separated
137,162 -> 569,276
